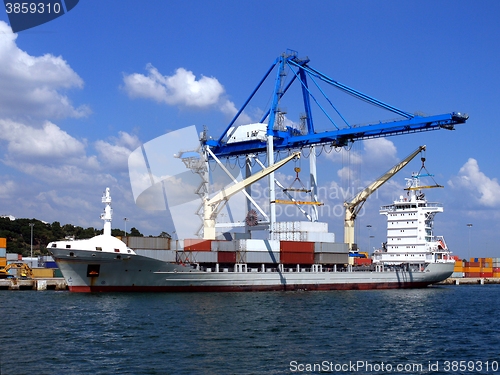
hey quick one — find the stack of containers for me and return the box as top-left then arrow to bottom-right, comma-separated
479,258 -> 493,278
177,239 -> 217,263
464,258 -> 481,278
280,241 -> 314,265
452,258 -> 464,278
0,238 -> 6,269
494,258 -> 500,278
463,258 -> 496,278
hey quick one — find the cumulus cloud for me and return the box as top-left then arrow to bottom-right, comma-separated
0,119 -> 87,162
449,158 -> 500,207
0,21 -> 89,120
95,131 -> 141,171
123,64 -> 225,108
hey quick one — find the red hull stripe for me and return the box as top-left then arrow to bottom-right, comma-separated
69,281 -> 431,293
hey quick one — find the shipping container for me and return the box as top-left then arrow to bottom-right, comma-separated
451,272 -> 464,278
281,252 -> 314,265
45,261 -> 58,268
0,238 -> 6,248
272,221 -> 328,233
243,251 -> 280,264
0,257 -> 6,267
464,267 -> 481,273
211,240 -> 235,252
177,251 -> 218,263
135,249 -> 177,262
124,236 -> 171,250
236,239 -> 280,252
0,248 -> 5,257
54,268 -> 63,277
281,241 -> 314,253
184,239 -> 212,251
354,258 -> 373,265
32,268 -> 54,278
314,253 -> 348,264
6,253 -> 19,261
218,251 -> 237,263
314,242 -> 349,253
298,232 -> 335,242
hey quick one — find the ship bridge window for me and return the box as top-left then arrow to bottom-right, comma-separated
66,244 -> 71,249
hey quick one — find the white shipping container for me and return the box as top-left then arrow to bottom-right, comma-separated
314,242 -> 348,253
272,221 -> 328,233
299,232 -> 335,243
6,253 -> 19,261
273,232 -> 301,241
237,239 -> 281,252
135,249 -> 177,262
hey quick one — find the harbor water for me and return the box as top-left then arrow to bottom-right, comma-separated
1,285 -> 499,374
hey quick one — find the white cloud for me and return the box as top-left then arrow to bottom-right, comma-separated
0,21 -> 89,120
95,131 -> 141,171
449,158 -> 500,207
123,64 -> 225,108
0,119 -> 87,163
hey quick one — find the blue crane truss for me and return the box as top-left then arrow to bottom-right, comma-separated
203,51 -> 468,158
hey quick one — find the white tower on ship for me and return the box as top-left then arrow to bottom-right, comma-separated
100,187 -> 112,236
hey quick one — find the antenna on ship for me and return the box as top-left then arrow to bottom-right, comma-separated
100,188 -> 112,236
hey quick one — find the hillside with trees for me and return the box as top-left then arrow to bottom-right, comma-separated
0,217 -> 144,256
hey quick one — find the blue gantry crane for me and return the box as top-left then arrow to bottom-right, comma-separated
199,50 -> 468,239
204,50 -> 468,158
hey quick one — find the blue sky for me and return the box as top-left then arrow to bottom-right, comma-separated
0,1 -> 498,259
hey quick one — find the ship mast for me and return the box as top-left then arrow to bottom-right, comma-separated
101,187 -> 112,236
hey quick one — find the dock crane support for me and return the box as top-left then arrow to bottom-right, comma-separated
344,145 -> 426,251
204,152 -> 301,240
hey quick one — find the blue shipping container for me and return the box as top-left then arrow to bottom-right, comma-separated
45,261 -> 58,268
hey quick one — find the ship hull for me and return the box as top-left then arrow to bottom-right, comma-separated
50,248 -> 454,293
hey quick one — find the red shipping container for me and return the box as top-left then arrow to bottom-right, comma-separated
218,251 -> 237,263
184,239 -> 212,251
281,252 -> 314,265
493,267 -> 500,272
280,241 -> 314,253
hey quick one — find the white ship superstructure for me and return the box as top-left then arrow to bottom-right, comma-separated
373,174 -> 453,266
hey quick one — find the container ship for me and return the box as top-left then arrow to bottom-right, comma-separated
49,174 -> 455,292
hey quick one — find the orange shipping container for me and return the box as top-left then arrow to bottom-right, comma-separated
0,257 -> 6,267
184,239 -> 212,251
281,252 -> 314,265
464,267 -> 481,273
280,241 -> 314,253
493,272 -> 500,278
0,238 -> 6,248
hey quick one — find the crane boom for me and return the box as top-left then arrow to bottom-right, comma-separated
203,52 -> 468,159
344,145 -> 426,250
203,151 -> 301,239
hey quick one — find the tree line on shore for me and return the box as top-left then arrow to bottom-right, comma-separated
0,217 -> 145,256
